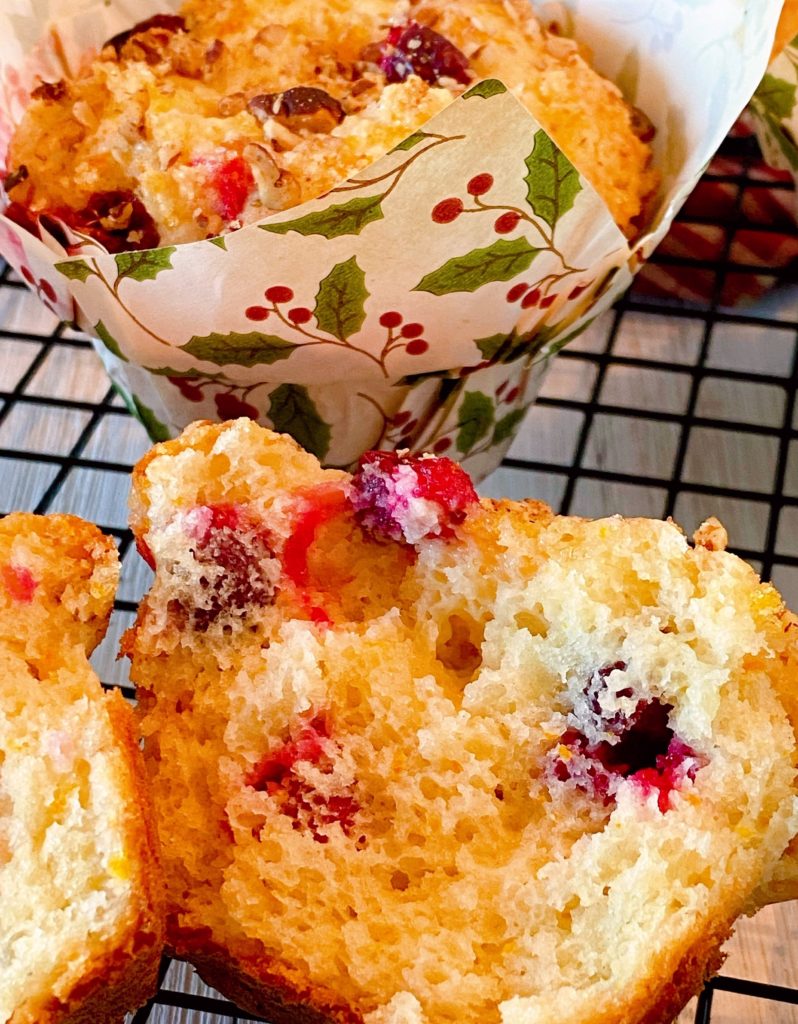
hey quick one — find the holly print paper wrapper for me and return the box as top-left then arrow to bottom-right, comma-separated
0,0 -> 783,480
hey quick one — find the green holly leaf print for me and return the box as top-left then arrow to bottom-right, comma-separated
262,195 -> 384,238
114,247 -> 177,283
55,258 -> 95,283
392,130 -> 432,152
181,331 -> 298,367
314,256 -> 369,341
268,384 -> 331,460
208,236 -> 227,250
414,239 -> 539,295
755,74 -> 797,120
492,407 -> 526,445
131,395 -> 171,442
524,130 -> 582,230
463,80 -> 507,99
476,330 -> 534,365
762,113 -> 798,171
475,332 -> 515,360
456,390 -> 495,454
94,320 -> 128,362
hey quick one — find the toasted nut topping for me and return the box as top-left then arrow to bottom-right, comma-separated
243,143 -> 301,211
104,14 -> 187,56
218,92 -> 248,117
248,87 -> 345,134
31,79 -> 66,102
4,165 -> 29,193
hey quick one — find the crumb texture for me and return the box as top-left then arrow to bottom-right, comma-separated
127,420 -> 798,1024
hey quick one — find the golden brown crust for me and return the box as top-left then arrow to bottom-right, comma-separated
169,933 -> 360,1024
631,923 -> 730,1024
170,922 -> 732,1024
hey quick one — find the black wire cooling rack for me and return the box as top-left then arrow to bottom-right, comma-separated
1,129 -> 798,1022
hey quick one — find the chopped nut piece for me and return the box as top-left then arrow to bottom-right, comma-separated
248,87 -> 345,134
3,165 -> 29,193
243,143 -> 301,211
30,79 -> 66,102
104,14 -> 187,57
218,92 -> 248,117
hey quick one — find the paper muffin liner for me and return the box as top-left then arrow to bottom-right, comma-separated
0,0 -> 783,479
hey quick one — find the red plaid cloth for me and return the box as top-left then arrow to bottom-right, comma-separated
632,121 -> 798,307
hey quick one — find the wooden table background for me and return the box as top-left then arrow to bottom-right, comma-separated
2,148 -> 798,1021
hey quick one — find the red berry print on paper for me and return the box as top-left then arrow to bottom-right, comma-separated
432,198 -> 464,224
467,173 -> 494,196
507,282 -> 529,303
168,375 -> 204,402
265,285 -> 294,304
380,311 -> 403,329
245,305 -> 270,321
494,212 -> 521,234
215,391 -> 259,420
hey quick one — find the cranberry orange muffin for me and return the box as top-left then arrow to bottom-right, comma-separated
0,513 -> 163,1024
125,419 -> 797,1024
4,0 -> 657,250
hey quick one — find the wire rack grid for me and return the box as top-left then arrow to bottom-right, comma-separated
1,131 -> 798,1023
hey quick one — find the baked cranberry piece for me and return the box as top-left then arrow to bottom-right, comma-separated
59,190 -> 160,252
349,450 -> 478,544
1,564 -> 37,603
248,714 -> 361,843
552,664 -> 705,812
282,486 -> 349,588
633,738 -> 706,813
183,502 -> 277,631
202,155 -> 255,222
249,715 -> 330,790
378,22 -> 472,86
3,201 -> 41,238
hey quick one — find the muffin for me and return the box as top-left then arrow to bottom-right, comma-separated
4,0 -> 658,249
124,419 -> 798,1024
0,513 -> 164,1024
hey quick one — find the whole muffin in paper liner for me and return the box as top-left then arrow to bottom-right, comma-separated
0,0 -> 785,478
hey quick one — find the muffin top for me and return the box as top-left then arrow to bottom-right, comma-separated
4,0 -> 657,249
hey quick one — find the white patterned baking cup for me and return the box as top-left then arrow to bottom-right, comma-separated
0,0 -> 783,478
